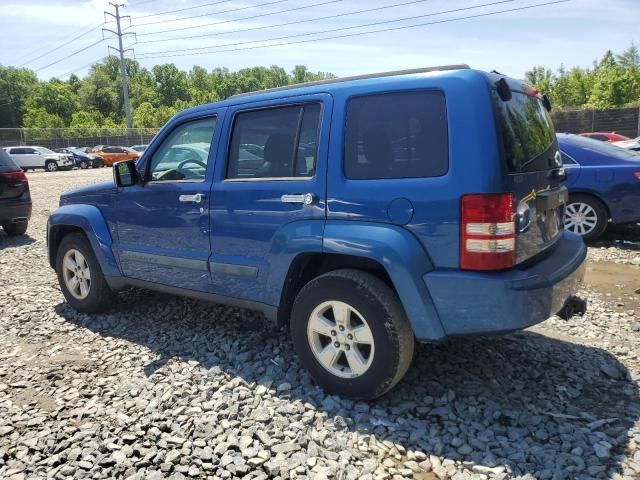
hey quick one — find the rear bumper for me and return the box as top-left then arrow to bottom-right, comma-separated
423,232 -> 586,338
0,202 -> 32,225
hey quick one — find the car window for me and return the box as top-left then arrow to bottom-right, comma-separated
149,117 -> 217,182
24,148 -> 37,154
344,91 -> 448,179
0,148 -> 18,167
560,134 -> 640,161
226,103 -> 321,179
35,147 -> 55,154
592,135 -> 608,142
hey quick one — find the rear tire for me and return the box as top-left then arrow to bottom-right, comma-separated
56,232 -> 114,313
290,269 -> 414,400
3,221 -> 28,236
564,194 -> 608,241
46,160 -> 59,172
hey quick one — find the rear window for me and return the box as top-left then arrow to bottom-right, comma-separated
493,90 -> 557,172
0,149 -> 18,168
562,134 -> 640,161
344,91 -> 448,179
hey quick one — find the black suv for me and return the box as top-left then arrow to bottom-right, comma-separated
0,149 -> 31,236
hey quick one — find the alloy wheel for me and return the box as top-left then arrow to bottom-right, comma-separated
307,300 -> 375,378
62,249 -> 92,300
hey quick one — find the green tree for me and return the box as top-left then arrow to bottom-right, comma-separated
152,64 -> 188,106
616,41 -> 640,69
0,66 -> 38,127
23,106 -> 65,130
27,80 -> 77,125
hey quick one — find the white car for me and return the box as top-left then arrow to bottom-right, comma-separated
3,146 -> 74,171
612,136 -> 640,152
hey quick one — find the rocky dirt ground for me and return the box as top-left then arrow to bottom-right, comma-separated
0,169 -> 639,480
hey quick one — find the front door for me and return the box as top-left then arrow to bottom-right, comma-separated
115,114 -> 220,292
209,95 -> 330,304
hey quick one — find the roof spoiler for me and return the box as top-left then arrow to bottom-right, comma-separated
229,64 -> 471,99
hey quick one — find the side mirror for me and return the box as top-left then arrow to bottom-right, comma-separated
114,159 -> 140,187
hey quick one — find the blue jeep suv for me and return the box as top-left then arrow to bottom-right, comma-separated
47,66 -> 586,399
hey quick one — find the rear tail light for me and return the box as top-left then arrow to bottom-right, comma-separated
0,171 -> 28,184
460,193 -> 516,271
634,171 -> 640,181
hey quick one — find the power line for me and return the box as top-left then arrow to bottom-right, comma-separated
137,0 -> 436,45
19,23 -> 105,68
132,0 -> 289,27
135,0 -> 235,19
136,0 -> 570,60
134,0 -> 342,36
34,37 -> 112,73
137,0 -> 516,56
57,56 -> 111,80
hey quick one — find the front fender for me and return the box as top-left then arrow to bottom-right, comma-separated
47,204 -> 121,278
323,220 -> 446,342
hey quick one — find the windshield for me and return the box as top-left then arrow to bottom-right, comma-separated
560,134 -> 640,160
35,147 -> 56,154
493,90 -> 557,172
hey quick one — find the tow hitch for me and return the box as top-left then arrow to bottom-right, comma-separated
556,296 -> 587,320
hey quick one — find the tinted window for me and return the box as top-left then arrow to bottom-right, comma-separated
591,134 -> 609,142
10,148 -> 25,154
344,91 -> 448,179
0,148 -> 18,167
493,90 -> 556,172
227,103 -> 321,179
149,117 -> 217,182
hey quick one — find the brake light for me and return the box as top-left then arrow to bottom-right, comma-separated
460,193 -> 516,271
634,171 -> 640,181
0,171 -> 28,183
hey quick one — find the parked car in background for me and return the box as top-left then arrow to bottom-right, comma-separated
612,136 -> 640,152
54,148 -> 104,169
558,133 -> 640,240
3,146 -> 74,171
47,66 -> 587,399
579,132 -> 631,143
91,146 -> 141,166
129,144 -> 148,152
0,149 -> 31,236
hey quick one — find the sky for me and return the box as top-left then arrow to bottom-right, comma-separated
0,0 -> 638,81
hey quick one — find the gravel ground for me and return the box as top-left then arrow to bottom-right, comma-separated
1,169 -> 639,480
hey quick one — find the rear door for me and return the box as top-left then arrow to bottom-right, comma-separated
209,95 -> 329,304
492,87 -> 568,262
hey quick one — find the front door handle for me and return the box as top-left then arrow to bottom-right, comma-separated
179,193 -> 204,203
281,193 -> 315,205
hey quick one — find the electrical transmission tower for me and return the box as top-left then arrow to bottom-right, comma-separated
103,3 -> 136,130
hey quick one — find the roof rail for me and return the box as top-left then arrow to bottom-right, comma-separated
228,64 -> 470,100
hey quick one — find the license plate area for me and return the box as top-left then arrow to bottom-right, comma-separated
535,187 -> 567,242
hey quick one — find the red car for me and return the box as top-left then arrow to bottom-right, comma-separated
579,132 -> 631,143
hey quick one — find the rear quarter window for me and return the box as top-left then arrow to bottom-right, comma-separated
0,148 -> 18,168
344,91 -> 448,179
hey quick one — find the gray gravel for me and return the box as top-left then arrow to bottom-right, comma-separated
1,169 -> 639,480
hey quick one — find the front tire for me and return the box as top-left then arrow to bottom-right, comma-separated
290,269 -> 414,400
564,194 -> 608,241
56,232 -> 113,313
3,221 -> 28,236
46,160 -> 59,172
79,160 -> 89,169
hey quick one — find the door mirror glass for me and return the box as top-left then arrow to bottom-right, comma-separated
114,160 -> 140,187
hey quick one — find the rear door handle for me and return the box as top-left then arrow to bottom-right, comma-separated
281,193 -> 315,205
179,193 -> 204,203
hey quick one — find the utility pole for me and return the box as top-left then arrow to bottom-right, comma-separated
103,3 -> 135,130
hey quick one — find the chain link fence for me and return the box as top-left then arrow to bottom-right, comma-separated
0,128 -> 160,149
550,106 -> 640,138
